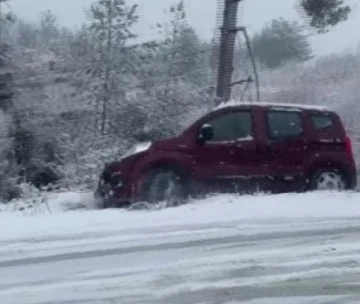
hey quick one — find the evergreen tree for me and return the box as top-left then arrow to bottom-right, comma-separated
0,0 -> 20,199
86,0 -> 138,135
16,20 -> 39,48
252,18 -> 313,69
300,0 -> 351,33
39,10 -> 59,45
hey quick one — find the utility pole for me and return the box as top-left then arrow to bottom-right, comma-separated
215,0 -> 260,104
216,0 -> 242,103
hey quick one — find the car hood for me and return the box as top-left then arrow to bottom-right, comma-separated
103,136 -> 187,174
105,150 -> 148,174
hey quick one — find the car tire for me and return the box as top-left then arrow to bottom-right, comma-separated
310,168 -> 348,191
144,169 -> 188,207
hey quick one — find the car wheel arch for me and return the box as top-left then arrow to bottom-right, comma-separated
150,161 -> 194,186
307,161 -> 350,188
134,159 -> 193,199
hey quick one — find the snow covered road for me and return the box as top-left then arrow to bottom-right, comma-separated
1,192 -> 360,304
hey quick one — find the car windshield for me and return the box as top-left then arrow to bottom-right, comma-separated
175,107 -> 211,136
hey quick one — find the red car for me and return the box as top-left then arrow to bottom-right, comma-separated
95,102 -> 357,208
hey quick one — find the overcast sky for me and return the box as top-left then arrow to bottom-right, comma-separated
7,0 -> 360,56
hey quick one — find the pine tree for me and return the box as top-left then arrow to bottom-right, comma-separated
252,18 -> 313,69
0,0 -> 14,143
16,20 -> 39,48
300,0 -> 351,33
0,0 -> 20,199
87,0 -> 138,135
39,10 -> 59,45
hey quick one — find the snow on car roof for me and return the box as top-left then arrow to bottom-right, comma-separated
214,100 -> 329,111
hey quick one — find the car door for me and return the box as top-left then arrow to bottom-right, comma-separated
193,109 -> 267,192
264,109 -> 308,184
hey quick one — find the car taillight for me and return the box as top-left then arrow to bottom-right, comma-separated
345,136 -> 353,157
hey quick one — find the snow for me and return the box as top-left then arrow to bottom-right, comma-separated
121,141 -> 152,159
0,190 -> 94,215
214,100 -> 329,111
1,191 -> 360,303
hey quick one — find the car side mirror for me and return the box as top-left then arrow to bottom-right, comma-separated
198,124 -> 214,143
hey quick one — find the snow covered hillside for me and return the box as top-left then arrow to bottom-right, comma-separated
1,192 -> 360,304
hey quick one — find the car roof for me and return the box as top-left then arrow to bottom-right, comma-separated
214,100 -> 330,112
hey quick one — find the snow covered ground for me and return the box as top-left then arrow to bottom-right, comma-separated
1,191 -> 360,304
0,190 -> 95,215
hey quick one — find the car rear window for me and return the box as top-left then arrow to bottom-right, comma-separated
311,113 -> 333,130
267,111 -> 303,139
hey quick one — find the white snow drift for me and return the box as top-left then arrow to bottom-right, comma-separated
1,191 -> 360,304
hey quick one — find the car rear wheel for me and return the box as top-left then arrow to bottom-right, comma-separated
144,169 -> 188,206
310,169 -> 347,191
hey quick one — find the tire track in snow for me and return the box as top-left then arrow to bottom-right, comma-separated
1,220 -> 360,304
2,220 -> 360,269
2,193 -> 360,303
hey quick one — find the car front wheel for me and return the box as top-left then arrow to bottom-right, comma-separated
144,169 -> 188,207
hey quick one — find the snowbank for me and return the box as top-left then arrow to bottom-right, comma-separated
1,191 -> 360,304
1,191 -> 360,242
0,190 -> 95,215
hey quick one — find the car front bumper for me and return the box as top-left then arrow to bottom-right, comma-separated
94,177 -> 132,208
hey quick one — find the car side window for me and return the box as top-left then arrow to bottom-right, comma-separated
267,111 -> 303,140
204,111 -> 253,142
311,113 -> 333,130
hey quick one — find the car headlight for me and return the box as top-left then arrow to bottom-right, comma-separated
122,141 -> 152,159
